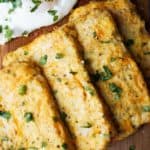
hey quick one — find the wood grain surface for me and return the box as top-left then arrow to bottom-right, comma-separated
0,0 -> 150,149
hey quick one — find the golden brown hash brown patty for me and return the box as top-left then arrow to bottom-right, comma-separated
69,3 -> 150,140
87,0 -> 150,81
3,26 -> 113,149
0,62 -> 74,149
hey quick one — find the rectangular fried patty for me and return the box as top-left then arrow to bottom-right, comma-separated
84,0 -> 150,82
69,4 -> 150,140
3,26 -> 113,150
0,62 -> 73,149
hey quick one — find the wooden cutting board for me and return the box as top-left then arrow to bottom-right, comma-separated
0,0 -> 150,149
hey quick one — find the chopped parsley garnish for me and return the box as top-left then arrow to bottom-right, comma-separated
110,57 -> 117,62
30,4 -> 39,12
39,55 -> 48,65
142,106 -> 150,112
84,86 -> 95,96
48,9 -> 59,22
100,66 -> 113,81
30,0 -> 41,12
109,83 -> 122,100
48,9 -> 57,16
11,0 -> 22,9
0,111 -> 11,121
125,39 -> 134,47
41,141 -> 47,148
62,143 -> 68,150
53,15 -> 58,21
91,66 -> 112,82
60,111 -> 67,122
0,0 -> 22,13
129,145 -> 136,150
24,112 -> 34,122
93,31 -> 97,38
18,85 -> 27,95
81,122 -> 92,128
4,25 -> 13,41
70,70 -> 77,75
1,136 -> 9,142
0,0 -> 10,2
55,53 -> 64,59
0,25 -> 2,33
57,78 -> 62,82
24,51 -> 29,55
22,31 -> 28,37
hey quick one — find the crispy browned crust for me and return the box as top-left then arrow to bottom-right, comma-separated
2,25 -> 114,149
69,2 -> 150,140
0,62 -> 74,149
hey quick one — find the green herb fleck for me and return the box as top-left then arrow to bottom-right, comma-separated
0,111 -> 11,121
100,66 -> 113,81
48,9 -> 58,22
11,0 -> 22,8
129,145 -> 136,150
109,83 -> 122,100
55,53 -> 64,59
62,143 -> 68,150
93,31 -> 97,38
70,70 -> 77,75
12,0 -> 22,9
24,51 -> 29,55
24,112 -> 34,122
91,66 -> 112,82
41,141 -> 47,148
7,0 -> 22,13
1,136 -> 9,142
30,0 -> 41,12
4,25 -> 13,41
81,122 -> 92,128
22,31 -> 28,37
18,85 -> 27,95
142,106 -> 150,112
53,15 -> 58,21
110,57 -> 117,62
57,78 -> 62,82
48,9 -> 57,16
39,55 -> 48,65
0,25 -> 2,33
84,86 -> 95,96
